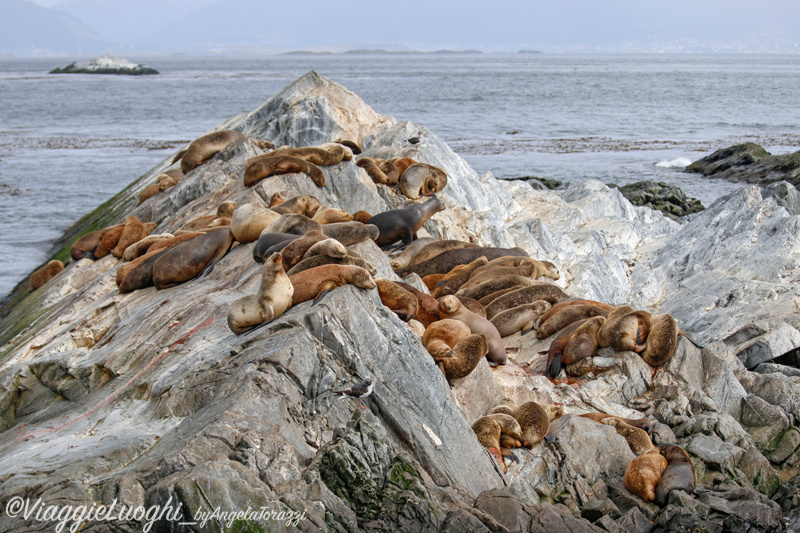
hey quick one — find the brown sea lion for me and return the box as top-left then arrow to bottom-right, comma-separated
230,204 -> 281,243
147,232 -> 203,254
457,296 -> 487,318
357,157 -> 391,185
375,279 -> 419,321
280,230 -> 328,269
478,286 -> 520,307
579,413 -> 654,438
285,254 -> 376,277
367,196 -> 444,247
395,282 -> 440,328
655,444 -> 696,506
597,306 -> 652,353
117,248 -> 167,293
641,313 -> 679,366
378,159 -> 400,184
625,449 -> 668,503
312,207 -> 353,224
30,260 -> 64,290
289,265 -> 376,305
488,398 -> 518,417
351,210 -> 372,224
94,225 -> 125,259
484,284 -> 570,320
70,225 -> 122,261
438,295 -> 506,365
395,247 -> 529,278
270,195 -> 322,218
266,145 -> 345,166
433,334 -> 489,382
422,319 -> 471,358
318,142 -> 353,161
244,155 -> 325,187
227,252 -> 294,335
471,413 -> 525,473
421,273 -> 446,292
110,216 -> 148,258
123,234 -> 174,261
138,176 -> 178,204
470,256 -> 560,281
490,301 -> 551,337
268,192 -> 286,208
389,157 -> 417,176
514,402 -> 564,448
182,130 -> 247,174
389,237 -> 438,270
543,319 -> 590,378
264,214 -> 321,236
177,201 -> 237,234
431,256 -> 489,298
455,274 -> 541,302
562,316 -> 606,364
152,228 -> 234,290
602,418 -> 654,456
252,232 -> 301,263
536,304 -> 610,340
536,299 -> 616,329
320,221 -> 380,246
409,240 -> 480,267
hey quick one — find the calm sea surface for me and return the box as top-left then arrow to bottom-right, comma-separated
2,53 -> 800,299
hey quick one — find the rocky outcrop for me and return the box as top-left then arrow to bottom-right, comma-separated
613,180 -> 705,220
49,55 -> 158,75
2,71 -> 800,531
685,142 -> 800,187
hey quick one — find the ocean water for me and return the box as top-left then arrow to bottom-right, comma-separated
2,53 -> 800,300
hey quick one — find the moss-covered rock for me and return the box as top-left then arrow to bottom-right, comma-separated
613,180 -> 705,220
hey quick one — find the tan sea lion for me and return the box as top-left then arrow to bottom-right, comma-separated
289,265 -> 376,305
264,214 -> 321,236
271,195 -> 322,218
318,142 -> 353,161
151,228 -> 234,290
70,225 -> 122,260
285,253 -> 376,277
455,274 -> 541,302
227,252 -> 294,335
110,216 -> 148,258
409,240 -> 480,267
123,234 -> 174,261
399,163 -> 446,199
579,413 -> 654,438
30,260 -> 64,290
421,274 -> 446,292
312,207 -> 353,224
357,157 -> 391,185
470,256 -> 560,281
514,402 -> 564,448
536,304 -> 611,339
266,145 -> 345,166
655,444 -> 696,506
490,301 -> 551,337
138,176 -> 178,204
389,157 -> 416,176
389,237 -> 438,270
625,448 -> 668,503
375,279 -> 418,321
268,192 -> 286,208
337,140 -> 362,155
597,306 -> 652,353
320,221 -> 380,245
244,155 -> 325,187
438,295 -> 506,365
562,315 -> 606,364
178,201 -> 237,233
280,230 -> 328,269
367,196 -> 444,247
93,225 -> 125,259
230,204 -> 281,243
395,282 -> 440,328
457,296 -> 486,318
395,247 -> 529,278
422,319 -> 471,358
478,286 -> 520,307
536,299 -> 616,329
488,398 -> 518,417
182,130 -> 248,174
303,238 -> 347,260
433,334 -> 489,382
641,313 -> 679,366
378,159 -> 400,184
471,413 -> 525,473
431,256 -> 489,298
484,284 -> 570,319
602,418 -> 654,455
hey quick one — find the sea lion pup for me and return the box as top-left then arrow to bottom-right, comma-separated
286,253 -> 376,277
408,239 -> 480,266
514,401 -> 564,448
536,304 -> 611,340
70,225 -> 122,260
399,163 -> 446,199
320,221 -> 380,246
389,237 -> 438,270
252,232 -> 301,263
422,319 -> 471,358
484,284 -> 570,320
543,318 -> 590,378
438,295 -> 506,365
152,228 -> 234,290
471,413 -> 526,473
396,247 -> 529,278
181,130 -> 254,174
641,313 -> 679,366
422,274 -> 446,292
395,282 -> 440,328
30,260 -> 64,290
229,204 -> 280,243
655,444 -> 696,506
431,256 -> 489,298
357,157 -> 391,185
375,279 -> 418,321
289,264 -> 376,306
490,301 -> 552,337
303,238 -> 348,260
337,140 -> 362,155
488,398 -> 518,417
455,274 -> 541,302
227,252 -> 294,335
110,216 -> 149,258
312,206 -> 353,224
625,448 -> 668,503
536,299 -> 615,329
93,225 -> 125,259
597,305 -> 652,353
433,334 -> 489,382
270,195 -> 322,218
367,196 -> 445,248
561,315 -> 605,364
243,155 -> 325,187
264,214 -> 321,236
138,175 -> 178,204
579,413 -> 654,438
602,418 -> 654,456
123,234 -> 174,261
280,230 -> 328,269
470,256 -> 560,281
266,145 -> 345,166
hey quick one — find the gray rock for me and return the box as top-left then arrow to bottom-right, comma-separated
762,180 -> 800,215
614,180 -> 705,220
614,508 -> 652,533
580,498 -> 621,522
685,434 -> 746,472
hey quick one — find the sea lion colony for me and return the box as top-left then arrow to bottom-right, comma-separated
36,128 -> 697,507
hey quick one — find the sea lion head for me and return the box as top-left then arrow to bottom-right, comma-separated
439,295 -> 462,315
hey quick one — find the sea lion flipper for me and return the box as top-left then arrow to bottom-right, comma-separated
546,353 -> 563,379
504,451 -> 520,464
521,321 -> 536,335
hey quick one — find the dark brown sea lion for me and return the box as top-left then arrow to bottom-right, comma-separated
536,304 -> 610,339
280,230 -> 328,270
244,155 -> 325,187
421,274 -> 446,292
147,232 -> 203,254
471,413 -> 525,473
543,318 -> 590,378
110,216 -> 149,259
351,210 -> 373,224
253,232 -> 301,263
151,228 -> 234,290
408,239 -> 481,267
431,256 -> 489,298
389,236 -> 438,270
484,284 -> 570,320
30,260 -> 64,290
94,225 -> 125,259
432,333 -> 488,382
286,254 -> 376,277
395,247 -> 529,279
70,225 -> 122,261
562,316 -> 606,364
455,274 -> 541,302
367,196 -> 444,247
655,444 -> 696,506
289,265 -> 376,305
118,248 -> 167,293
264,214 -> 321,236
536,299 -> 615,329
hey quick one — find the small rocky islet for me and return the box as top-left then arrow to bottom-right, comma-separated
2,71 -> 800,532
49,55 -> 159,75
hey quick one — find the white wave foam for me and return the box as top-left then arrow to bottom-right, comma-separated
655,157 -> 692,168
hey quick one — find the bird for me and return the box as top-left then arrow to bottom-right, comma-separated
336,377 -> 373,409
407,136 -> 421,145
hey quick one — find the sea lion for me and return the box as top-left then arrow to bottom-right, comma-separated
421,274 -> 446,292
146,232 -> 203,255
312,207 -> 353,224
151,228 -> 234,290
478,286 -> 520,307
641,313 -> 679,366
536,299 -> 616,329
655,444 -> 696,506
433,334 -> 489,382
289,265 -> 376,305
390,157 -> 417,176
438,295 -> 506,365
396,247 -> 529,278
351,210 -> 372,224
320,221 -> 380,246
230,204 -> 281,243
375,279 -> 418,321
602,418 -> 654,455
318,142 -> 353,161
357,157 -> 391,185
431,256 -> 489,298
490,301 -> 551,337
162,168 -> 184,181
30,260 -> 64,290
367,196 -> 445,247
597,306 -> 652,353
138,175 -> 179,204
243,155 -> 325,187
543,319 -> 590,378
389,237 -> 438,270
227,252 -> 294,335
457,296 -> 486,318
268,192 -> 286,208
286,253 -> 376,277
70,225 -> 122,261
266,145 -> 345,166
579,414 -> 654,438
398,163 -> 446,199
303,238 -> 348,260
536,304 -> 610,340
280,230 -> 328,269
455,274 -> 541,302
470,257 -> 560,281
123,234 -> 174,261
110,216 -> 149,258
484,284 -> 570,320
337,140 -> 362,155
171,149 -> 187,165
471,413 -> 525,473
562,316 -> 606,365
118,248 -> 167,293
488,398 -> 518,417
395,282 -> 440,328
422,319 -> 471,358
177,202 -> 237,234
93,225 -> 125,259
264,214 -> 321,236
271,195 -> 322,218
253,232 -> 301,263
409,240 -> 480,267
407,319 -> 426,336
624,449 -> 668,503
182,130 -> 248,174
378,159 -> 400,184
514,402 -> 564,448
